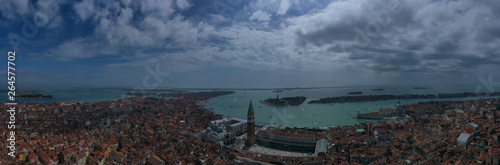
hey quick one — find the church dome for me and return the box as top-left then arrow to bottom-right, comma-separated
216,126 -> 223,133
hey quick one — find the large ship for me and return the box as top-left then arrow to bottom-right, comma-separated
272,89 -> 284,93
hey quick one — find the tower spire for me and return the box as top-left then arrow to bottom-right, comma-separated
248,100 -> 254,114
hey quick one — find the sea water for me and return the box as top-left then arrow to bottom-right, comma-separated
204,84 -> 500,128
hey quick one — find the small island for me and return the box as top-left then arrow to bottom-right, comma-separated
159,91 -> 235,99
1,89 -> 45,94
262,95 -> 306,107
348,91 -> 363,94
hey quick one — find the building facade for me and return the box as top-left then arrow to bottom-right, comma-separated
395,102 -> 405,117
257,129 -> 327,153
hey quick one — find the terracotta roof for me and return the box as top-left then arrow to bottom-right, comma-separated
147,155 -> 164,165
74,152 -> 86,160
62,146 -> 79,156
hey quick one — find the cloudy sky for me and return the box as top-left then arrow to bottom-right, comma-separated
1,0 -> 500,89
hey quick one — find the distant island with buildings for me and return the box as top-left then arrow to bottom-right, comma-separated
261,95 -> 306,107
0,89 -> 45,94
6,90 -> 53,99
17,94 -> 53,100
0,89 -> 52,99
309,92 -> 500,104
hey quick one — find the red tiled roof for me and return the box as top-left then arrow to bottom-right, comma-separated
62,146 -> 79,156
74,152 -> 86,160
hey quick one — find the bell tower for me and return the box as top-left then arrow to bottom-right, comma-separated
247,100 -> 256,145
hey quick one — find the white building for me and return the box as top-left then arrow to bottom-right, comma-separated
211,117 -> 247,135
457,133 -> 472,150
202,117 -> 248,145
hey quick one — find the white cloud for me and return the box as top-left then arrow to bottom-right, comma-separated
140,16 -> 171,40
0,0 -> 31,20
251,0 -> 282,13
121,0 -> 132,6
117,8 -> 133,25
207,14 -> 226,23
250,10 -> 271,22
36,0 -> 60,18
197,22 -> 215,39
32,0 -> 63,28
45,38 -> 117,61
140,0 -> 175,19
167,15 -> 199,44
70,0 -> 206,52
74,0 -> 95,21
277,0 -> 291,15
97,17 -> 155,47
33,0 -> 220,62
176,0 -> 191,10
139,15 -> 207,46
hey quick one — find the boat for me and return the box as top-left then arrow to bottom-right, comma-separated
348,92 -> 363,94
272,89 -> 284,93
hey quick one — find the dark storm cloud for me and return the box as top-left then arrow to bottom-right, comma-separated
459,55 -> 500,68
293,0 -> 500,74
295,18 -> 369,46
350,50 -> 420,72
477,26 -> 500,43
434,40 -> 459,54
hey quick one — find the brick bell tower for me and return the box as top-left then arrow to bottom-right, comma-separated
247,100 -> 256,145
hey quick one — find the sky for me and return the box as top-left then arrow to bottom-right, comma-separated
1,0 -> 500,89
